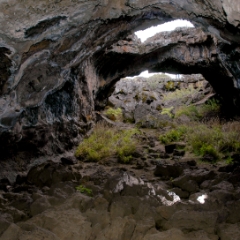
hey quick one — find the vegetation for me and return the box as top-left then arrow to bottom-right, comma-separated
163,85 -> 199,102
76,185 -> 93,196
104,107 -> 123,121
161,107 -> 174,118
198,99 -> 220,117
147,74 -> 171,90
175,99 -> 221,120
75,123 -> 138,163
186,124 -> 221,160
134,92 -> 157,103
175,105 -> 201,120
164,81 -> 175,91
100,74 -> 229,164
159,121 -> 240,162
159,125 -> 187,144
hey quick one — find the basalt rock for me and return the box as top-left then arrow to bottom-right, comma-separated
0,0 -> 239,157
1,160 -> 240,239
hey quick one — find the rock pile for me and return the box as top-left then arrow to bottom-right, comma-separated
0,151 -> 240,239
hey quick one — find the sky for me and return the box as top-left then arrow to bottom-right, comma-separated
135,19 -> 194,42
128,19 -> 194,79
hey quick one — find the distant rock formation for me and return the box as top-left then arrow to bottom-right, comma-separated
107,74 -> 212,127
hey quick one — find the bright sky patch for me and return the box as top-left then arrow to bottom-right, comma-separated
135,19 -> 194,42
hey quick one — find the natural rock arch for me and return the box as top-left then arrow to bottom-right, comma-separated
94,28 -> 234,108
0,0 -> 239,155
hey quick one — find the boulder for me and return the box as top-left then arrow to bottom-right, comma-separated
27,161 -> 81,187
154,164 -> 183,179
170,188 -> 189,199
210,181 -> 234,191
134,104 -> 171,128
226,200 -> 240,224
165,142 -> 186,154
60,156 -> 77,165
217,223 -> 240,240
164,210 -> 218,234
172,175 -> 199,193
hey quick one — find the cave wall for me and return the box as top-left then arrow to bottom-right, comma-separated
0,0 -> 239,155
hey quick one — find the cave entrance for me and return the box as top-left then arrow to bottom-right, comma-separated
105,71 -> 215,126
100,20 -> 220,121
95,17 -> 235,117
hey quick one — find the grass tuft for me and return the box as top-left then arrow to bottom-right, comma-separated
104,107 -> 123,121
159,125 -> 187,144
175,99 -> 221,121
76,185 -> 93,196
163,86 -> 199,101
175,105 -> 201,120
159,121 -> 240,162
75,123 -> 138,163
161,107 -> 174,118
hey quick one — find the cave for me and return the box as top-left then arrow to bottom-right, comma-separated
0,1 -> 240,238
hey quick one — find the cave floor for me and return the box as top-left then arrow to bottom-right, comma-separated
0,121 -> 240,239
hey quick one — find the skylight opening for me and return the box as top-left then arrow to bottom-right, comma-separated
125,70 -> 182,80
135,19 -> 194,42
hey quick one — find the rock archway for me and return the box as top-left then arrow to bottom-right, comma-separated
0,0 -> 240,155
94,28 -> 234,108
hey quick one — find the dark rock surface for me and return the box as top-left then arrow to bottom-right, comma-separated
0,157 -> 240,239
0,1 -> 239,156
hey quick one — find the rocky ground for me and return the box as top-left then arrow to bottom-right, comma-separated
0,130 -> 240,240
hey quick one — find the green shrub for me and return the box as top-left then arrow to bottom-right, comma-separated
146,74 -> 170,90
104,107 -> 123,121
161,107 -> 174,118
164,81 -> 175,91
75,123 -> 138,163
76,185 -> 93,196
200,99 -> 220,114
225,156 -> 233,165
159,126 -> 187,144
197,99 -> 220,119
218,131 -> 240,153
159,121 -> 240,162
186,123 -> 240,161
163,86 -> 199,102
116,128 -> 139,163
175,105 -> 201,120
175,99 -> 221,121
186,124 -> 222,161
193,143 -> 219,160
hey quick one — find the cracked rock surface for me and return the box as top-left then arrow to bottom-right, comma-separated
1,157 -> 240,240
